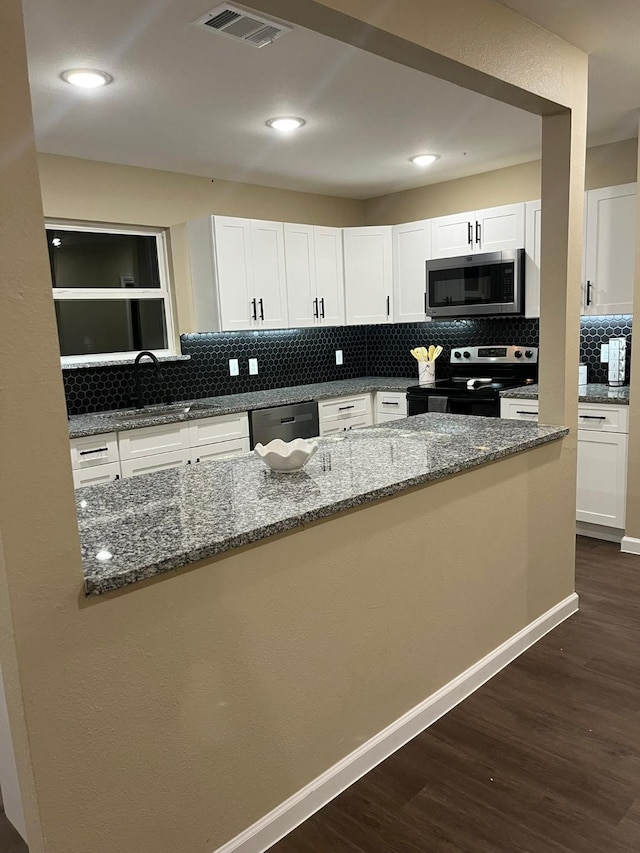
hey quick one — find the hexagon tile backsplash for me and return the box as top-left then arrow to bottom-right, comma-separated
63,315 -> 632,415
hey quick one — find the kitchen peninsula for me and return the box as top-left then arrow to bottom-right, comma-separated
78,413 -> 568,595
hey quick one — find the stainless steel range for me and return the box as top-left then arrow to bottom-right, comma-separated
406,345 -> 538,418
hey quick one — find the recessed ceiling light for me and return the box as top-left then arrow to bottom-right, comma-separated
266,116 -> 306,132
60,69 -> 113,89
410,154 -> 439,167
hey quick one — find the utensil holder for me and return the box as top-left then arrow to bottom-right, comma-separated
418,362 -> 435,386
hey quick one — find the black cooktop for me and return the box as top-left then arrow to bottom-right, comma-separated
407,377 -> 536,399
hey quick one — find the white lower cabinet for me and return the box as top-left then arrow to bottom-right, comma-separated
72,412 -> 251,487
576,431 -> 627,528
120,449 -> 192,479
318,394 -> 373,436
119,423 -> 190,461
72,462 -> 121,489
192,436 -> 250,463
500,398 -> 629,531
375,391 -> 407,424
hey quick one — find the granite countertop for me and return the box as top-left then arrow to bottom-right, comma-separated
77,413 -> 568,596
68,377 -> 415,438
500,383 -> 630,405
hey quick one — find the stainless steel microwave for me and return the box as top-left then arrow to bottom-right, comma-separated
425,249 -> 524,317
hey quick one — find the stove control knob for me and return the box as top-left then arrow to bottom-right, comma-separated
514,350 -> 523,359
525,350 -> 534,358
463,351 -> 471,359
454,351 -> 462,359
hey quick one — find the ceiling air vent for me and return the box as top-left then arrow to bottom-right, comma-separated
195,4 -> 292,48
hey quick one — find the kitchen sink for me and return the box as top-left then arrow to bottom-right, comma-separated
97,402 -> 218,423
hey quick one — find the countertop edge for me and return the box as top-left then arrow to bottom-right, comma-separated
84,424 -> 568,596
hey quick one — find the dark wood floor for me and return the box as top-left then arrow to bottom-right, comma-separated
1,537 -> 638,853
270,537 -> 640,853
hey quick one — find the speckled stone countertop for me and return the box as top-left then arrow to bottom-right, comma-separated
77,413 -> 568,595
62,354 -> 191,371
500,383 -> 630,405
68,377 -> 414,438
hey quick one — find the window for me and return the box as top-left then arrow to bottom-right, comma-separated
46,222 -> 176,363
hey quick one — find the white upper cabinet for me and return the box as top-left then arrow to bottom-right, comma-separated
343,226 -> 393,325
285,224 -> 344,327
314,226 -> 345,326
524,200 -> 541,319
392,220 -> 431,323
213,216 -> 254,331
186,215 -> 289,331
430,203 -> 525,258
584,182 -> 637,315
251,219 -> 288,329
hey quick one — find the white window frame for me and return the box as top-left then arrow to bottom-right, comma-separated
47,220 -> 179,366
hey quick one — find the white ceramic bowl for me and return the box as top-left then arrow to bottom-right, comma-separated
254,438 -> 319,473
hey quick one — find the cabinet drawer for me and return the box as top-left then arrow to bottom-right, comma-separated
577,403 -> 628,433
318,394 -> 372,423
192,436 -> 250,463
118,423 -> 190,460
375,391 -> 407,416
73,461 -> 121,489
188,412 -> 249,447
120,449 -> 191,479
320,413 -> 373,436
500,399 -> 539,421
70,433 -> 119,469
376,412 -> 406,424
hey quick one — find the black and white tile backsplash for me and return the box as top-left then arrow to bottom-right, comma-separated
63,315 -> 632,415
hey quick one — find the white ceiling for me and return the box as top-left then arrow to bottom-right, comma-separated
21,0 -> 638,200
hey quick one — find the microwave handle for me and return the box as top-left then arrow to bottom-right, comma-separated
424,291 -> 428,314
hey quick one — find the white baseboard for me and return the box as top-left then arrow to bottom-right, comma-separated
576,522 -> 623,543
213,592 -> 579,853
620,536 -> 640,555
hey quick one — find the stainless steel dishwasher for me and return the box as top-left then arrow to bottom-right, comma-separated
250,401 -> 319,448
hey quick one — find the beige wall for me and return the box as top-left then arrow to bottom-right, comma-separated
363,138 -> 637,225
37,153 -> 364,333
624,121 -> 640,538
1,0 -> 587,851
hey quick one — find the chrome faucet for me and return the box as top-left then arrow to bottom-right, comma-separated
132,351 -> 171,409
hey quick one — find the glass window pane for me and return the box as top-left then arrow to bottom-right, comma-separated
47,229 -> 161,289
55,299 -> 167,356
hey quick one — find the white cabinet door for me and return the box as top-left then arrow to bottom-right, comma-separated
314,226 -> 345,326
392,220 -> 430,323
118,423 -> 190,460
524,200 -> 541,318
251,219 -> 288,329
120,449 -> 191,479
375,391 -> 407,421
576,430 -> 627,528
284,223 -> 316,328
430,211 -> 475,258
213,217 -> 254,331
584,183 -> 637,315
73,462 -> 121,489
188,412 -> 249,447
192,436 -> 250,463
344,227 -> 393,325
477,203 -> 525,253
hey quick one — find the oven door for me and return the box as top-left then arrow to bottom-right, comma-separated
407,392 -> 499,418
426,250 -> 522,317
